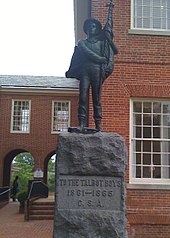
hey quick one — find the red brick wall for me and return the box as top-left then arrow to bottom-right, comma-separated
0,91 -> 78,185
90,0 -> 170,237
128,225 -> 170,238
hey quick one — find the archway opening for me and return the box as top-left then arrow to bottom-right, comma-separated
3,149 -> 27,186
11,152 -> 34,192
47,154 -> 56,193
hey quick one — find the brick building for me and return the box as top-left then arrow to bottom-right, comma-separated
0,0 -> 170,237
0,75 -> 79,186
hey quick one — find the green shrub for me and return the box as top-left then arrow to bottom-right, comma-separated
17,190 -> 28,207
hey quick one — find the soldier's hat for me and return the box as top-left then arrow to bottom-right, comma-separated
83,18 -> 102,34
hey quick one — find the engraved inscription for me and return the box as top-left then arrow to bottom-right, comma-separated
57,176 -> 122,210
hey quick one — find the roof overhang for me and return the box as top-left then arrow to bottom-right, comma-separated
0,86 -> 79,96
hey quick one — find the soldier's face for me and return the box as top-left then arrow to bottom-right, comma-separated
88,22 -> 98,35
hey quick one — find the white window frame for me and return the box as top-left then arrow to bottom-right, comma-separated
130,98 -> 170,185
11,99 -> 31,133
51,100 -> 71,134
130,0 -> 170,36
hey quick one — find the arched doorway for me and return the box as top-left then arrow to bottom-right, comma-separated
47,154 -> 56,192
44,151 -> 55,183
44,151 -> 56,191
11,152 -> 34,191
3,150 -> 34,189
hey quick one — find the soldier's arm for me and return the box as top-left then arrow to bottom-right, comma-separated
78,40 -> 106,64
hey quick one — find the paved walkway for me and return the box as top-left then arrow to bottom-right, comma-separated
0,202 -> 53,238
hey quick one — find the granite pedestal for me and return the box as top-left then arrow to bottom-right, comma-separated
53,132 -> 128,238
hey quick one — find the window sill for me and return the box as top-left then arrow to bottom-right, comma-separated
10,131 -> 30,134
127,183 -> 170,190
129,29 -> 170,37
51,131 -> 68,134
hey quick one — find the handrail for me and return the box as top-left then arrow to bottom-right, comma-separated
25,180 -> 49,221
0,187 -> 10,208
0,187 -> 11,196
27,180 -> 48,200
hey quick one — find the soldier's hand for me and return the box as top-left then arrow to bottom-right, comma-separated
100,57 -> 107,64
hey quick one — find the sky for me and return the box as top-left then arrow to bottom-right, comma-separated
0,0 -> 75,77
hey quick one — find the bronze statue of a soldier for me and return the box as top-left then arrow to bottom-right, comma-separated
66,0 -> 118,132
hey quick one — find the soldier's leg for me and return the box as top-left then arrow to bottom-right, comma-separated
91,70 -> 102,131
78,75 -> 90,130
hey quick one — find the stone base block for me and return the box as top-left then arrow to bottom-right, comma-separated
53,132 -> 128,238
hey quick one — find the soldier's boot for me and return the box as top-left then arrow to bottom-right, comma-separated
78,118 -> 85,131
95,120 -> 101,131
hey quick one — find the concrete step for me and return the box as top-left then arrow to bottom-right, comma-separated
30,210 -> 54,216
28,199 -> 55,220
32,201 -> 54,206
30,205 -> 54,210
29,214 -> 54,220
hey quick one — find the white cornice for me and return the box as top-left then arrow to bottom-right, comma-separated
0,87 -> 79,96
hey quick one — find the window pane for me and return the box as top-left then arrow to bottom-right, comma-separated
143,18 -> 150,28
153,7 -> 161,18
153,102 -> 161,113
153,141 -> 161,152
143,114 -> 151,125
153,0 -> 161,6
153,18 -> 161,28
134,102 -> 142,112
163,115 -> 170,126
137,140 -> 141,151
168,0 -> 170,8
162,167 -> 170,179
134,114 -> 142,125
135,0 -> 142,7
153,127 -> 161,138
134,140 -> 141,152
162,155 -> 170,166
143,102 -> 151,113
143,141 -> 151,152
163,103 -> 170,113
162,142 -> 170,152
136,153 -> 141,164
136,166 -> 141,178
153,154 -> 161,165
143,127 -> 151,138
134,126 -> 142,138
143,0 -> 150,5
132,165 -> 137,177
153,167 -> 161,178
162,19 -> 166,29
163,128 -> 170,139
143,153 -> 151,165
137,6 -> 142,17
143,6 -> 150,17
143,166 -> 151,178
136,18 -> 142,28
153,115 -> 161,126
